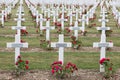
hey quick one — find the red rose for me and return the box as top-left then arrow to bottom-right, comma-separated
19,60 -> 23,62
99,58 -> 106,64
21,40 -> 25,43
25,65 -> 29,70
67,62 -> 72,66
51,69 -> 55,74
75,68 -> 78,70
72,41 -> 77,44
18,55 -> 21,59
58,61 -> 62,64
65,65 -> 70,69
109,67 -> 112,70
15,62 -> 18,65
55,66 -> 59,71
26,60 -> 29,64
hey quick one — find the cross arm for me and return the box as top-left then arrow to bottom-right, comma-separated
12,26 -> 26,30
97,27 -> 110,30
7,42 -> 28,48
93,42 -> 113,47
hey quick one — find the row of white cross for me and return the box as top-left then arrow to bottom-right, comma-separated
6,0 -> 114,73
0,0 -> 17,27
28,0 -> 98,6
25,0 -> 99,65
111,5 -> 120,28
93,7 -> 113,72
7,0 -> 28,63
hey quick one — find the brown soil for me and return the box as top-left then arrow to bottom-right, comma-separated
0,69 -> 120,80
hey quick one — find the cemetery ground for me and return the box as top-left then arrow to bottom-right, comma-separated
1,1 -> 120,80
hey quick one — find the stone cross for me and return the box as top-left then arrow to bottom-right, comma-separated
41,21 -> 55,41
51,34 -> 72,64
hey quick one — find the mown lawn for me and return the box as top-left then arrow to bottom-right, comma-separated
0,52 -> 120,71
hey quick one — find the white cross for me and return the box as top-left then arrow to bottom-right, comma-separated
20,0 -> 23,5
7,34 -> 28,63
100,7 -> 107,14
39,14 -> 46,34
36,11 -> 40,26
68,10 -> 75,26
51,34 -> 72,64
58,11 -> 67,31
41,21 -> 55,41
4,8 -> 8,21
0,10 -> 5,27
93,32 -> 113,72
7,4 -> 28,63
85,11 -> 90,25
79,15 -> 86,33
7,5 -> 12,14
51,8 -> 59,23
69,21 -> 83,40
46,8 -> 51,18
44,8 -> 51,18
75,9 -> 79,21
99,13 -> 109,27
117,12 -> 120,27
93,10 -> 113,72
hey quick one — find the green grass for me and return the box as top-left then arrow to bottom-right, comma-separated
1,1 -> 120,71
0,52 -> 120,70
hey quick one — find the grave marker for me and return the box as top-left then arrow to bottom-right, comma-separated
51,34 -> 72,64
69,21 -> 83,40
41,21 -> 55,41
58,7 -> 67,31
39,14 -> 46,34
79,15 -> 86,33
0,10 -> 4,27
7,34 -> 28,63
93,32 -> 113,72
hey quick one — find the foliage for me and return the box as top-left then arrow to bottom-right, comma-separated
98,30 -> 113,36
15,55 -> 29,76
40,40 -> 53,50
71,36 -> 82,49
21,29 -> 28,36
81,30 -> 88,36
99,58 -> 114,79
51,61 -> 78,79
